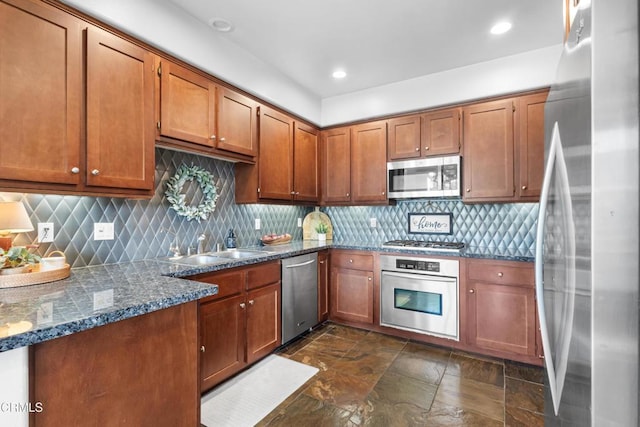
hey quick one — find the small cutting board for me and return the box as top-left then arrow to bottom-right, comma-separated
302,208 -> 333,240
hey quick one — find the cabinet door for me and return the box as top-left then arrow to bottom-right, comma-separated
462,99 -> 515,201
200,294 -> 246,392
293,122 -> 319,202
467,281 -> 536,356
159,60 -> 216,147
246,282 -> 281,364
258,106 -> 294,200
330,267 -> 374,324
216,87 -> 258,157
317,251 -> 329,323
351,121 -> 388,202
387,115 -> 421,160
421,108 -> 461,156
0,0 -> 81,185
517,92 -> 547,200
321,127 -> 351,203
86,27 -> 155,190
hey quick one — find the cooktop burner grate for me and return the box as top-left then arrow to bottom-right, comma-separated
382,240 -> 465,252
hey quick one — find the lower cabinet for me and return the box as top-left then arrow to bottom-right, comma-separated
191,260 -> 281,393
317,250 -> 329,323
329,250 -> 374,325
465,258 -> 538,359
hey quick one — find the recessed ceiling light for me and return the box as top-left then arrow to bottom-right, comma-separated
209,18 -> 233,32
332,70 -> 347,79
490,21 -> 512,35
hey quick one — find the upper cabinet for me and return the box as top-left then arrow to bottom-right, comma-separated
235,106 -> 319,204
155,59 -> 258,160
320,122 -> 388,205
0,0 -> 154,197
462,90 -> 547,203
388,108 -> 461,160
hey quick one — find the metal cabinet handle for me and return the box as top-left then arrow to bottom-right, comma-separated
349,259 -> 353,263
497,272 -> 504,277
466,188 -> 470,192
71,167 -> 80,174
210,135 -> 216,139
219,137 -> 226,142
469,289 -> 475,293
285,259 -> 316,268
425,146 -> 430,151
319,260 -> 325,264
382,191 -> 385,195
200,345 -> 205,353
368,277 -> 372,281
290,191 -> 296,195
249,300 -> 255,306
239,303 -> 246,309
415,147 -> 420,151
91,169 -> 100,176
346,193 -> 350,197
522,185 -> 527,190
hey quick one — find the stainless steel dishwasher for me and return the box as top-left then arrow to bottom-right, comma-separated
281,253 -> 318,344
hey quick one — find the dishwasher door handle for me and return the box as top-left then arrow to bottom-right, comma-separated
284,259 -> 316,269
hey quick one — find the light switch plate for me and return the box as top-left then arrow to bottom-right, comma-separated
297,218 -> 302,227
370,218 -> 377,228
94,223 -> 115,241
255,218 -> 261,230
37,222 -> 55,243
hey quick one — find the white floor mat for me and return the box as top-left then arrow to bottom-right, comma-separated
201,354 -> 318,427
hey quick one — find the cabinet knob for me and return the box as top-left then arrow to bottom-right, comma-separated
346,193 -> 350,197
240,303 -> 246,309
382,191 -> 385,195
70,167 -> 80,174
91,169 -> 100,176
349,259 -> 353,263
290,191 -> 296,195
497,272 -> 504,277
469,289 -> 475,293
368,277 -> 372,281
415,147 -> 420,151
220,137 -> 226,142
424,146 -> 430,151
210,135 -> 216,139
200,345 -> 205,353
521,185 -> 527,190
249,299 -> 255,306
295,192 -> 300,195
466,188 -> 470,192
319,260 -> 325,264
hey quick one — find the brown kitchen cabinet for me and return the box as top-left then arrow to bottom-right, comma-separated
387,108 -> 461,160
465,259 -> 537,359
351,120 -> 388,203
321,126 -> 352,203
516,91 -> 547,200
156,59 -> 259,158
329,251 -> 375,325
317,250 -> 329,323
235,106 -> 319,204
0,0 -> 154,196
191,260 -> 281,392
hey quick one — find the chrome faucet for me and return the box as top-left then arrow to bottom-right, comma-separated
196,234 -> 206,254
163,228 -> 181,258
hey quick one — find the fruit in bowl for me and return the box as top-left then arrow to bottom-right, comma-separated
261,233 -> 292,245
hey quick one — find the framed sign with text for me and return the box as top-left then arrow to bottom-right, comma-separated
408,213 -> 453,235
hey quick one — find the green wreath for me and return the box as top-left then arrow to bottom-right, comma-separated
165,165 -> 218,222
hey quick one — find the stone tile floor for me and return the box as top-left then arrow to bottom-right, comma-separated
257,322 -> 544,426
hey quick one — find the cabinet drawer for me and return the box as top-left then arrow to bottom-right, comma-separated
467,259 -> 533,287
331,252 -> 374,271
190,270 -> 244,300
247,260 -> 281,290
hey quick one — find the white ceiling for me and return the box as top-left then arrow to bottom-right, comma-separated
167,0 -> 564,99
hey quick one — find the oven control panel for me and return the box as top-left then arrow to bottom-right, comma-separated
396,259 -> 440,273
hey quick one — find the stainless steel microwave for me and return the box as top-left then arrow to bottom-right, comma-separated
387,155 -> 461,199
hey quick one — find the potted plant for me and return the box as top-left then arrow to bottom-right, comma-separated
0,247 -> 41,275
315,223 -> 329,242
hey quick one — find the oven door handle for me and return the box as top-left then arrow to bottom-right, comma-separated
381,270 -> 457,284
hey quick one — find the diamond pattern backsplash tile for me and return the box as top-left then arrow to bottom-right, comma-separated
1,148 -> 312,268
322,199 -> 538,251
1,147 -> 537,268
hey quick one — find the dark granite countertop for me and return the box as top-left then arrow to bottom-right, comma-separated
0,239 -> 532,352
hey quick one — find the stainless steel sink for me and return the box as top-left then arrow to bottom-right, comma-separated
166,254 -> 223,265
212,250 -> 269,259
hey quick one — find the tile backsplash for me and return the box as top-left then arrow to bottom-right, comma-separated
1,148 -> 538,268
1,148 -> 311,267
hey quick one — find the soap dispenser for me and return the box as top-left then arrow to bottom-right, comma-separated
225,229 -> 236,249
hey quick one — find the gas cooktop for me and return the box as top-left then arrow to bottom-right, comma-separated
382,239 -> 465,252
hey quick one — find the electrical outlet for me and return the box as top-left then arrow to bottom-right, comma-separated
93,289 -> 114,311
254,218 -> 261,230
37,223 -> 55,243
370,218 -> 377,228
94,223 -> 115,241
297,218 -> 302,227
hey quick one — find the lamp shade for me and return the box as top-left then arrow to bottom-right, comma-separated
0,201 -> 34,234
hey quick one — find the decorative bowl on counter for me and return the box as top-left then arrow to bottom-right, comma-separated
261,233 -> 292,246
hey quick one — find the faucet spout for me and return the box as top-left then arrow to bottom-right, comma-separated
196,234 -> 206,254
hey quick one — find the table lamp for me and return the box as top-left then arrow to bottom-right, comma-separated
0,201 -> 34,252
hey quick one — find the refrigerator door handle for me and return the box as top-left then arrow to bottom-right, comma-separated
536,122 -> 576,416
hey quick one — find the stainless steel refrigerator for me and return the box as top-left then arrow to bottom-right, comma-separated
535,0 -> 638,425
